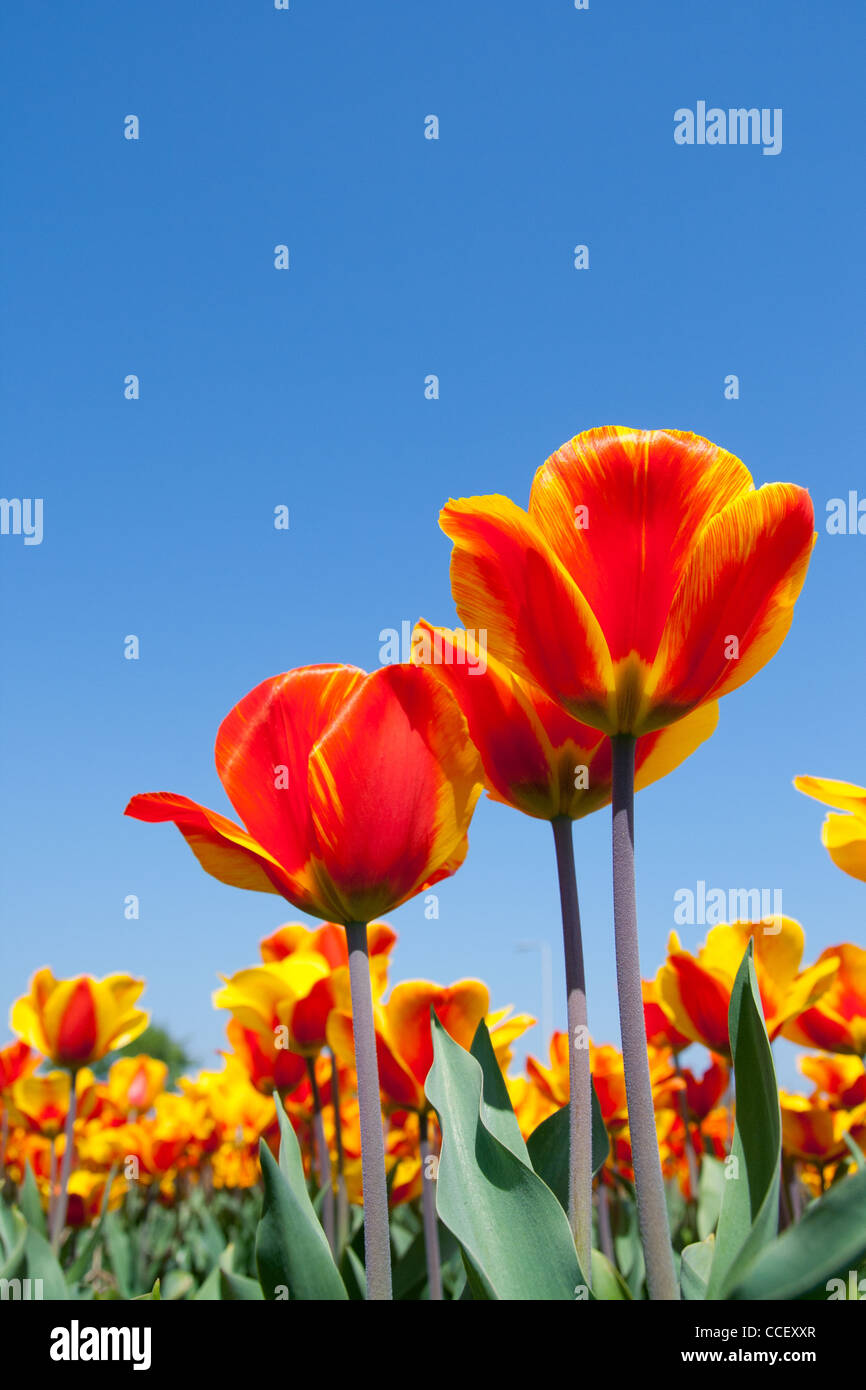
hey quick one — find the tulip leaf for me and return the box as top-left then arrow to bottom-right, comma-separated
470,1019 -> 527,1161
255,1094 -> 348,1301
706,942 -> 781,1298
845,1132 -> 865,1170
24,1226 -> 71,1300
696,1155 -> 724,1241
680,1234 -> 715,1300
727,1164 -> 866,1300
19,1163 -> 48,1237
526,1085 -> 609,1215
590,1248 -> 632,1300
0,1207 -> 28,1282
425,1013 -> 583,1300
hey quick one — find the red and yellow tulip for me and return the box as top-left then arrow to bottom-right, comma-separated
411,621 -> 719,820
126,664 -> 483,924
655,919 -> 837,1052
10,969 -> 148,1068
782,944 -> 866,1056
440,427 -> 814,735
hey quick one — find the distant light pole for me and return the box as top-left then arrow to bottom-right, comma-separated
516,940 -> 554,1045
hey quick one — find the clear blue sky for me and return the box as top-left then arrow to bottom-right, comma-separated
2,1 -> 863,1090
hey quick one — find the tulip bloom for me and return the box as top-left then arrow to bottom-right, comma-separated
781,943 -> 866,1056
105,1056 -> 168,1115
440,427 -> 814,737
328,978 -> 490,1114
798,1052 -> 866,1109
10,969 -> 149,1069
656,920 -> 838,1053
127,662 -> 483,1300
794,776 -> 866,883
125,663 -> 482,925
780,1092 -> 866,1166
442,428 -> 814,1300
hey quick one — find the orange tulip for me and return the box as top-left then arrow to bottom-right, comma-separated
794,776 -> 866,883
10,1069 -> 99,1137
411,621 -> 719,820
10,969 -> 148,1068
105,1055 -> 168,1114
126,663 -> 483,924
440,427 -> 814,736
0,1039 -> 39,1093
782,944 -> 866,1056
642,978 -> 689,1051
328,979 -> 490,1111
798,1052 -> 866,1109
655,920 -> 838,1053
679,1056 -> 729,1121
780,1092 -> 866,1164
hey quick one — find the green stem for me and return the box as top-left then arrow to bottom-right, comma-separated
611,733 -> 679,1301
551,815 -> 593,1282
306,1056 -> 335,1255
419,1109 -> 443,1300
50,1079 -> 78,1250
346,920 -> 392,1300
329,1048 -> 350,1256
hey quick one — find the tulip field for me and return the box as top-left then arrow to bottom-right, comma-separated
2,429 -> 865,1314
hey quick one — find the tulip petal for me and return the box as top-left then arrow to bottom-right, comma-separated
647,484 -> 815,729
307,664 -> 483,922
440,495 -> 616,730
821,812 -> 866,883
794,775 -> 866,818
124,791 -> 324,909
529,427 -> 754,665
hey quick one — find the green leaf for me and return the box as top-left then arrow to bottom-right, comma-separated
133,1278 -> 162,1301
25,1226 -> 70,1300
104,1209 -> 134,1299
0,1208 -> 28,1281
425,1013 -> 583,1300
681,1234 -> 715,1300
191,1262 -> 223,1301
590,1248 -> 631,1300
696,1155 -> 724,1240
470,1020 -> 528,1161
255,1094 -> 347,1301
219,1249 -> 264,1301
844,1132 -> 866,1170
526,1082 -> 609,1213
18,1164 -> 48,1237
706,942 -> 781,1298
728,1165 -> 866,1300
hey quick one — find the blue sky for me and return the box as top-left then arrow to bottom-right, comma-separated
2,1 -> 863,1091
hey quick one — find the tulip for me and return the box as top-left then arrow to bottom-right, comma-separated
10,969 -> 148,1069
412,618 -> 716,1280
798,1052 -> 866,1109
781,944 -> 866,1056
0,1040 -> 39,1169
441,427 -> 814,1298
794,776 -> 866,883
105,1056 -> 168,1115
656,920 -> 839,1053
10,968 -> 148,1246
127,662 -> 483,1300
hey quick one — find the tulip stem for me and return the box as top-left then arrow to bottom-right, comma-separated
611,733 -> 679,1301
51,1080 -> 77,1250
419,1108 -> 443,1300
306,1056 -> 335,1255
551,815 -> 593,1283
329,1048 -> 350,1256
346,920 -> 392,1300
